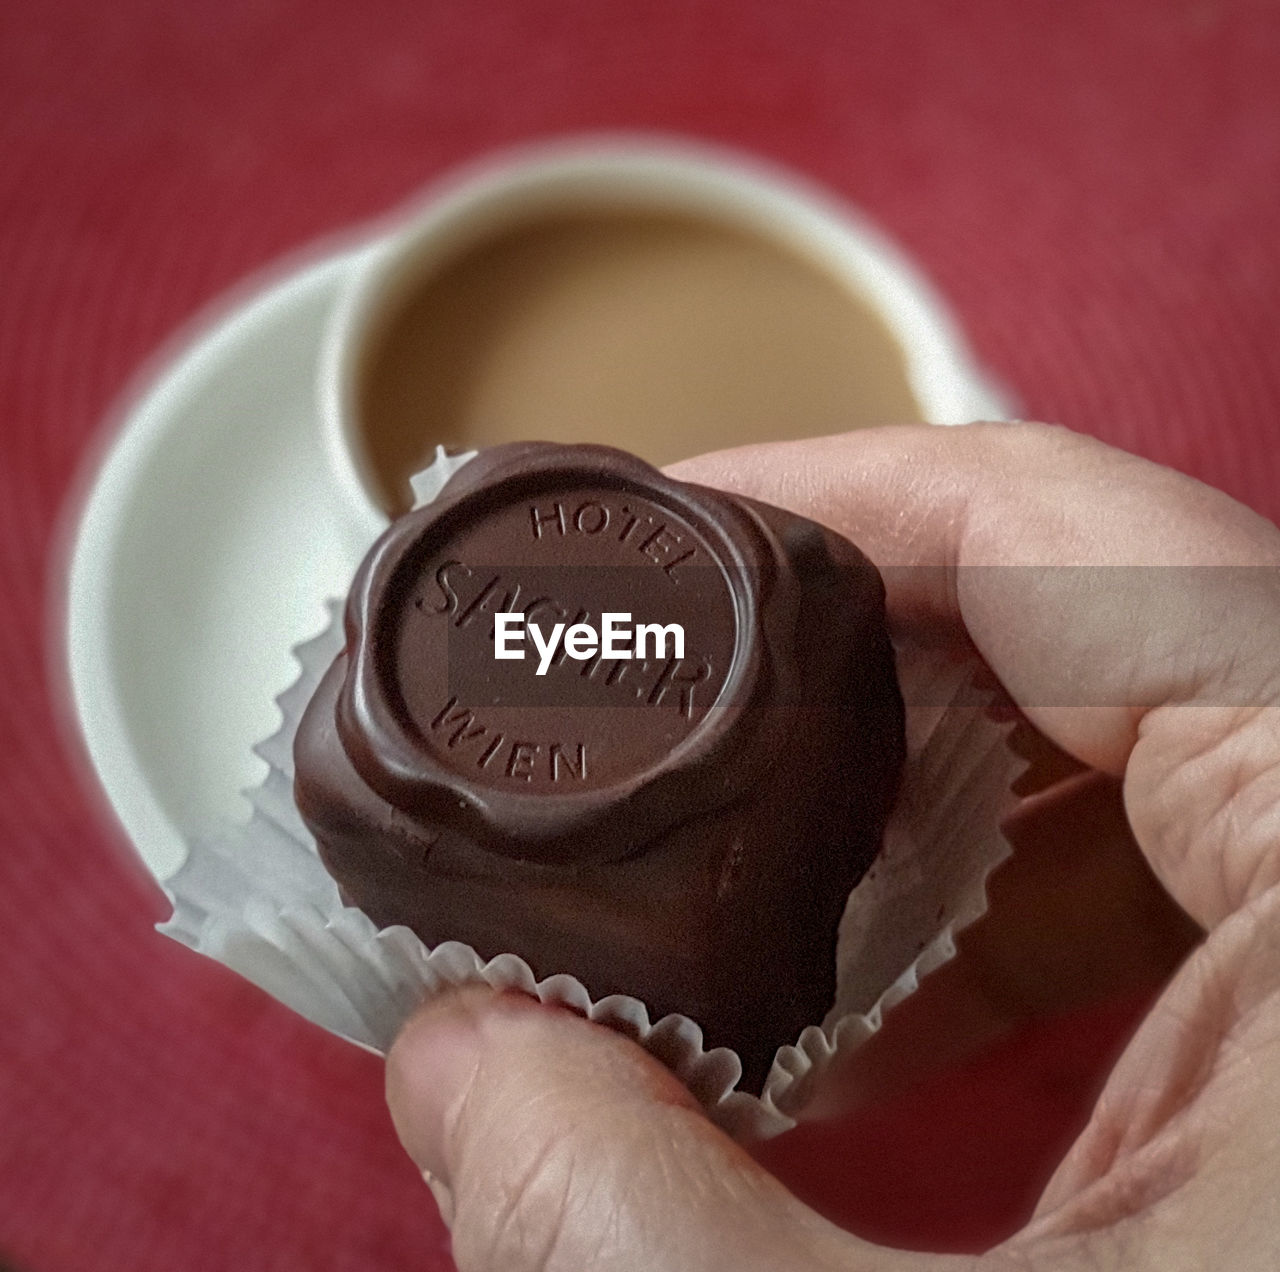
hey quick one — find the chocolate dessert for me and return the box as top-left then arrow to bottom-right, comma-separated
294,442 -> 905,1090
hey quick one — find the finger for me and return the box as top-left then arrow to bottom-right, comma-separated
1023,882 -> 1280,1265
386,987 -> 969,1272
803,773 -> 1199,1119
668,423 -> 1278,764
668,423 -> 1280,928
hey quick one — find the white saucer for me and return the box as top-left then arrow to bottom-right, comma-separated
65,247 -> 383,882
65,211 -> 1011,888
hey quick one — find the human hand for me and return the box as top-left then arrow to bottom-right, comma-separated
385,423 -> 1280,1271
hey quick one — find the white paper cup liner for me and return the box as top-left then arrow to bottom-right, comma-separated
160,446 -> 1023,1141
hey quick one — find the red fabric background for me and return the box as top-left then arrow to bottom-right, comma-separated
3,2 -> 1279,1268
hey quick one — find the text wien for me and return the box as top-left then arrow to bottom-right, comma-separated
494,612 -> 685,676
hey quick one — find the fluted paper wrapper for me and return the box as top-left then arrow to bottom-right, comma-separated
161,448 -> 1023,1141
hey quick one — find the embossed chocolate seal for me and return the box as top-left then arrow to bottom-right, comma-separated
336,445 -> 779,862
295,442 -> 905,1090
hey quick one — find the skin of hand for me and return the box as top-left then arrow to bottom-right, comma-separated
384,423 -> 1280,1272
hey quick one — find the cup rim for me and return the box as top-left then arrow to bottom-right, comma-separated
318,132 -> 1013,541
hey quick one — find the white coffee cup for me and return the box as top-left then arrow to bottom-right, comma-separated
318,135 -> 1012,544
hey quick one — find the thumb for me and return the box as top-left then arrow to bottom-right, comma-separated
385,987 -> 947,1272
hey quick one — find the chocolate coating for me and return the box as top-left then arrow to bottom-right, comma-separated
295,442 -> 905,1090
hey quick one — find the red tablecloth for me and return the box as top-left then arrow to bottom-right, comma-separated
4,2 -> 1278,1268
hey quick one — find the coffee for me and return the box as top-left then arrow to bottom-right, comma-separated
356,211 -> 921,517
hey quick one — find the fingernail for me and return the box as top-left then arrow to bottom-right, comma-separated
386,988 -> 490,1181
422,1169 -> 456,1228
